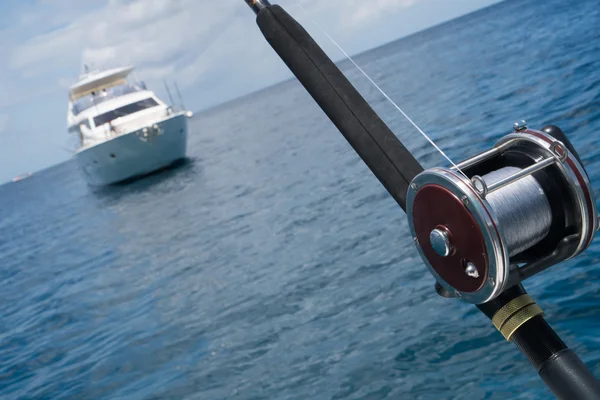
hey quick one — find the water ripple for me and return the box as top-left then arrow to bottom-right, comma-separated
1,0 -> 600,398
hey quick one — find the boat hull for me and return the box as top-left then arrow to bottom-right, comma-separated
75,113 -> 188,186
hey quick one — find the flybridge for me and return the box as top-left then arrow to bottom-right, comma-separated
68,66 -> 152,118
69,66 -> 135,101
70,84 -> 150,117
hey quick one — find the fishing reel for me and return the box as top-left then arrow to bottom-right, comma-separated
407,122 -> 598,304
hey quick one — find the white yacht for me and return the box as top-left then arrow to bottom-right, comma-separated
67,66 -> 191,185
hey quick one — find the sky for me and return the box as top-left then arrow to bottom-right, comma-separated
0,0 -> 501,183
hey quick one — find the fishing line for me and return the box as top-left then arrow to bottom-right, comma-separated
287,0 -> 467,178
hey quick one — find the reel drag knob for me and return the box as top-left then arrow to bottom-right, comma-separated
406,127 -> 598,304
429,227 -> 453,257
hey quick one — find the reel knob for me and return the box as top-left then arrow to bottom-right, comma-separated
407,127 -> 598,304
429,227 -> 453,257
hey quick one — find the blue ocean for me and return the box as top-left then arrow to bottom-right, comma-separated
1,0 -> 599,398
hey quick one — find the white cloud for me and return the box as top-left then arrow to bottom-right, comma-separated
11,25 -> 84,71
6,0 -> 421,97
0,0 -> 500,183
281,0 -> 415,36
0,1 -> 315,112
347,0 -> 416,25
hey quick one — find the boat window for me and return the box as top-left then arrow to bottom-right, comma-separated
71,83 -> 142,115
93,98 -> 159,127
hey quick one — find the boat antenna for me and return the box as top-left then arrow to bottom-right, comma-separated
163,80 -> 176,110
173,81 -> 186,111
242,2 -> 600,398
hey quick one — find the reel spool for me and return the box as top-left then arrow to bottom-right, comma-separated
406,123 -> 598,304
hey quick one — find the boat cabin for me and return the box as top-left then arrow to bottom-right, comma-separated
67,66 -> 167,148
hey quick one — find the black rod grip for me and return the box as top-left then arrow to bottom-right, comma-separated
513,318 -> 600,399
255,5 -> 423,210
539,349 -> 600,400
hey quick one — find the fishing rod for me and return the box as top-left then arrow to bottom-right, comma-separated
242,1 -> 600,398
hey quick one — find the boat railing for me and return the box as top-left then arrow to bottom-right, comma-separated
98,106 -> 174,139
71,82 -> 147,116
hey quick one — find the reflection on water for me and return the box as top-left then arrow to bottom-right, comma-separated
90,157 -> 201,203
